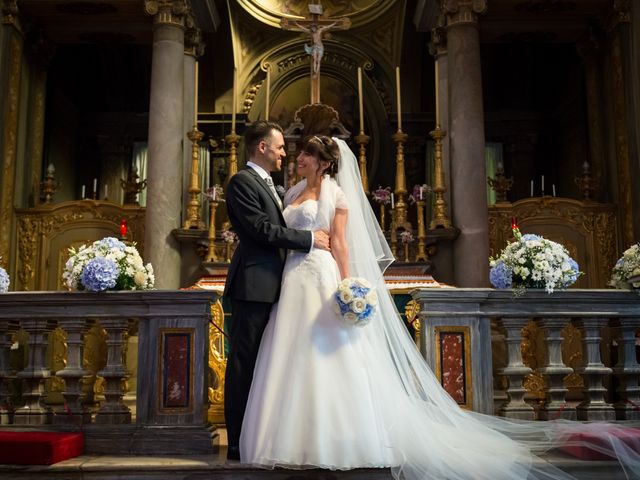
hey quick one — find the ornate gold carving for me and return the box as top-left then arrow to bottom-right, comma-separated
404,299 -> 421,348
0,34 -> 22,264
45,327 -> 67,402
17,216 -> 37,290
83,324 -> 108,403
208,301 -> 226,424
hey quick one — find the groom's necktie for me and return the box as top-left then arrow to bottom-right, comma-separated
265,176 -> 283,209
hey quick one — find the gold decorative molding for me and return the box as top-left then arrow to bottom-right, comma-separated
0,34 -> 22,264
184,22 -> 205,58
144,0 -> 189,27
207,300 -> 226,424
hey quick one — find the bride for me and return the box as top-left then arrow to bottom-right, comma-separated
239,135 -> 639,479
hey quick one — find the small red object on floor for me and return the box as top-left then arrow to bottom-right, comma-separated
559,427 -> 640,461
0,431 -> 84,465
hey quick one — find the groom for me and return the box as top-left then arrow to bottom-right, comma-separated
223,121 -> 330,461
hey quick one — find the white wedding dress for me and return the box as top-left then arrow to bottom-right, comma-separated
240,140 -> 639,479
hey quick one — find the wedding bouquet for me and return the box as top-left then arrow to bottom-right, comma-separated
489,228 -> 580,294
609,243 -> 640,290
0,260 -> 9,293
333,277 -> 378,327
62,237 -> 154,292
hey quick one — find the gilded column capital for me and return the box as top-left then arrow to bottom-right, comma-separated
185,19 -> 205,58
442,0 -> 487,27
1,0 -> 20,29
144,0 -> 189,28
608,0 -> 631,30
428,18 -> 447,57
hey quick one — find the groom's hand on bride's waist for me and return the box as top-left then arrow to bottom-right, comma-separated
312,230 -> 331,251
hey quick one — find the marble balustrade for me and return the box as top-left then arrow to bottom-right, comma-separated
0,290 -> 219,454
411,288 -> 640,421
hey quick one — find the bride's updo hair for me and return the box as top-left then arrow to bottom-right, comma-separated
303,135 -> 340,177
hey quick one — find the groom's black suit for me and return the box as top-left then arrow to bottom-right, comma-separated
224,167 -> 312,451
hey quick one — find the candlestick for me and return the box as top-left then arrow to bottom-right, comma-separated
395,66 -> 402,131
358,67 -> 364,133
194,61 -> 199,125
552,184 -> 556,197
530,180 -> 534,197
81,185 -> 85,199
265,63 -> 271,120
434,58 -> 440,126
391,193 -> 395,210
231,67 -> 237,132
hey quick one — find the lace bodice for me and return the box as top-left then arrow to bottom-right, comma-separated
283,199 -> 319,231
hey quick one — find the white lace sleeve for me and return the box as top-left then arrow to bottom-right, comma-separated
335,185 -> 348,210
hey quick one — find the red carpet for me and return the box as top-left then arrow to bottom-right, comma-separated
0,431 -> 84,465
559,427 -> 640,461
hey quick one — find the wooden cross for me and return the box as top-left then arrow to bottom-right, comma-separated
281,2 -> 351,104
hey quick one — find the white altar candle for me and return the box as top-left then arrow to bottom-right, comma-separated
435,58 -> 440,126
552,184 -> 556,197
395,66 -> 402,131
81,185 -> 85,199
212,187 -> 216,201
104,185 -> 108,198
231,67 -> 237,132
194,61 -> 199,125
391,193 -> 395,209
93,178 -> 97,194
541,175 -> 545,193
530,180 -> 533,197
357,67 -> 364,133
265,64 -> 271,120
419,186 -> 423,200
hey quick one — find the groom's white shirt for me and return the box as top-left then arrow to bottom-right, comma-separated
246,161 -> 314,250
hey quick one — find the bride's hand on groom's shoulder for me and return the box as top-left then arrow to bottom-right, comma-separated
313,230 -> 331,251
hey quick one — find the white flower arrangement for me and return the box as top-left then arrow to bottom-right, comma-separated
333,277 -> 378,327
610,243 -> 640,290
62,237 -> 154,292
489,228 -> 581,294
221,229 -> 238,244
0,259 -> 9,293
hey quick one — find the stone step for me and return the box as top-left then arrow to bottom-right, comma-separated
0,451 -> 632,480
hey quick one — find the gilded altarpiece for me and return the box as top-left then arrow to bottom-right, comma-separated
489,197 -> 619,400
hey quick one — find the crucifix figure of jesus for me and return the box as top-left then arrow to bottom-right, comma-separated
281,2 -> 351,104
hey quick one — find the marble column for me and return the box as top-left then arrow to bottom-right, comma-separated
0,1 -> 22,267
608,3 -> 635,246
144,0 -> 189,289
443,0 -> 489,287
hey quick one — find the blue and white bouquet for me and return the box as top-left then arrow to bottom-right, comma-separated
333,277 -> 378,326
610,243 -> 640,290
62,237 -> 154,292
0,259 -> 9,293
489,228 -> 581,294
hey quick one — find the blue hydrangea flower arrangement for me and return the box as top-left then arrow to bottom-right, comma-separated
63,237 -> 154,292
333,277 -> 378,327
489,228 -> 581,294
610,243 -> 640,290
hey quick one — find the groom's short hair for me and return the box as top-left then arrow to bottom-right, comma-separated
244,121 -> 284,158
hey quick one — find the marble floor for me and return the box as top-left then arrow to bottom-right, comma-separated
0,428 -> 633,480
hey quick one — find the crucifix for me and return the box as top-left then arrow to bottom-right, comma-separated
281,2 -> 351,104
